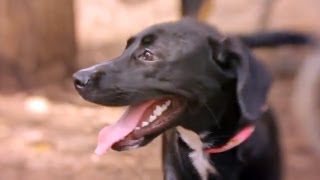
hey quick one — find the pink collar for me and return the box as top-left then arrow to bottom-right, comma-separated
204,125 -> 255,154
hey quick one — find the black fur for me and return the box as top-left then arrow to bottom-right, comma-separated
73,19 -> 287,179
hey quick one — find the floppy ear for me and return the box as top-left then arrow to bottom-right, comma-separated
209,37 -> 272,121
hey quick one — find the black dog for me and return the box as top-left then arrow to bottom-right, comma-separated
73,19 -> 311,179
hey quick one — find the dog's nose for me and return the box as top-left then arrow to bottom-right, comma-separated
73,70 -> 91,89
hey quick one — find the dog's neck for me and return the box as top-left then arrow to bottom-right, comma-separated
176,85 -> 243,179
180,83 -> 243,149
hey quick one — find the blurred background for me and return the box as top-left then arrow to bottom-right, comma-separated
0,0 -> 319,179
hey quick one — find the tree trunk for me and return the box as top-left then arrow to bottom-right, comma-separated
0,0 -> 76,90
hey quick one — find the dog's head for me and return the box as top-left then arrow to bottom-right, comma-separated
73,19 -> 271,154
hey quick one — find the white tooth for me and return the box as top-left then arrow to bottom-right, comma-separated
142,121 -> 149,127
161,104 -> 168,111
149,115 -> 157,122
154,105 -> 163,116
165,100 -> 171,106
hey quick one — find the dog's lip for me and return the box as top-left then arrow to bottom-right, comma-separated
110,96 -> 186,151
111,137 -> 146,151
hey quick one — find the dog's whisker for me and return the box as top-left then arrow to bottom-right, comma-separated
203,103 -> 220,128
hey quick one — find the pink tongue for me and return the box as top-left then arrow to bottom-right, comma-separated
95,100 -> 155,156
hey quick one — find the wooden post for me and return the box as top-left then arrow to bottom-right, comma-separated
0,0 -> 76,89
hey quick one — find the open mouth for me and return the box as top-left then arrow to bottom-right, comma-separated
94,97 -> 186,155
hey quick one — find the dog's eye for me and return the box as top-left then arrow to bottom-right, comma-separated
139,50 -> 154,61
142,34 -> 155,45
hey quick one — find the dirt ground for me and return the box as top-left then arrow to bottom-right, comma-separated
1,0 -> 320,180
1,74 -> 319,180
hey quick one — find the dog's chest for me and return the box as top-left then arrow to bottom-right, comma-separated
176,127 -> 217,180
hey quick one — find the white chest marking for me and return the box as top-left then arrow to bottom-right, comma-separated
177,127 -> 217,180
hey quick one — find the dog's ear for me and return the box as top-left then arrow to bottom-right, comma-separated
208,37 -> 271,121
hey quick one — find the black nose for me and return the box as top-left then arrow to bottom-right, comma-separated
73,70 -> 91,89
